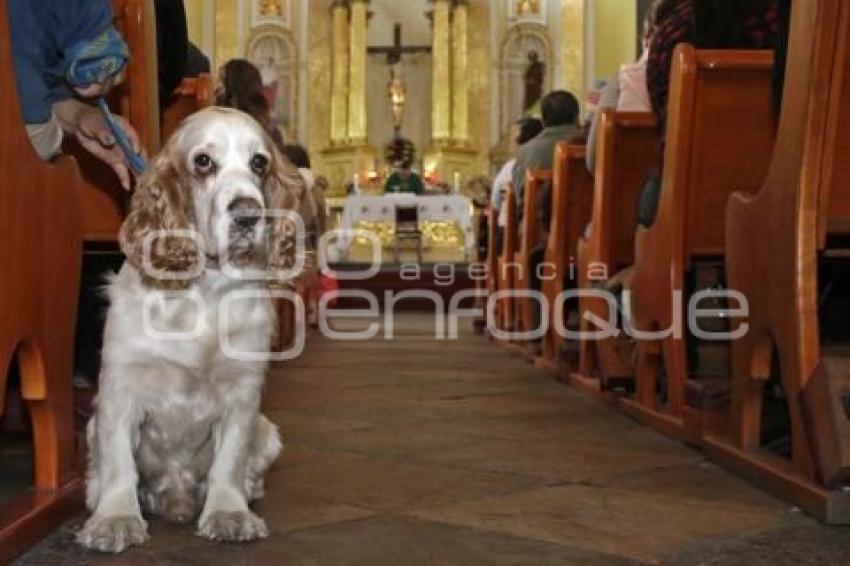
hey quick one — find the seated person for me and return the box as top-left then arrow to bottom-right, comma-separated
586,0 -> 661,173
384,163 -> 424,195
512,90 -> 583,221
9,0 -> 141,189
215,58 -> 285,151
637,0 -> 781,226
154,0 -> 189,105
281,143 -> 325,249
491,117 -> 544,253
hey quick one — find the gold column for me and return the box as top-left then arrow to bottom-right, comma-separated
561,0 -> 586,110
431,0 -> 452,142
330,0 -> 350,144
347,0 -> 369,144
451,0 -> 469,143
215,0 -> 239,71
183,0 -> 204,46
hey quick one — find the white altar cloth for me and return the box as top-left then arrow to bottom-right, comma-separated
336,194 -> 474,256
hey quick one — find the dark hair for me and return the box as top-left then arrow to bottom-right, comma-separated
541,90 -> 580,127
516,118 -> 544,145
281,144 -> 311,169
216,59 -> 284,148
691,0 -> 776,48
217,59 -> 268,116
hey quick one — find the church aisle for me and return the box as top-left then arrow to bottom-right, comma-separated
17,313 -> 850,565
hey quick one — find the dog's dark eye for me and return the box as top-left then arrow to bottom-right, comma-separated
251,154 -> 269,175
194,153 -> 215,175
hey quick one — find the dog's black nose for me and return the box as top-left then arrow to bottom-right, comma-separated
229,198 -> 261,230
235,214 -> 260,230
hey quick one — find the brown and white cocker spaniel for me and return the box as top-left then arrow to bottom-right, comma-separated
77,107 -> 303,553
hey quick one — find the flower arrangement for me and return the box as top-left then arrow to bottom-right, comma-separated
384,137 -> 416,169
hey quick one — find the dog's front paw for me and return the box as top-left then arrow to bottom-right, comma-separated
76,514 -> 149,553
197,510 -> 268,542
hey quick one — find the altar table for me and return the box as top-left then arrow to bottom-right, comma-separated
336,194 -> 475,258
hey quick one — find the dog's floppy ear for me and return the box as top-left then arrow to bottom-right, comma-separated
119,146 -> 200,290
263,153 -> 302,290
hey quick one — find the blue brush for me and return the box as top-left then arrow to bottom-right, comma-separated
63,26 -> 145,174
95,97 -> 147,174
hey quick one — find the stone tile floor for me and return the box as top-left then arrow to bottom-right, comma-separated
17,314 -> 850,565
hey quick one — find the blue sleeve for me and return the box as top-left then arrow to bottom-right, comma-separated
48,0 -> 115,104
8,0 -> 53,123
8,0 -> 114,124
52,0 -> 114,51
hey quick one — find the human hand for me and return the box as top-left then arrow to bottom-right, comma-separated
71,71 -> 124,98
54,99 -> 141,190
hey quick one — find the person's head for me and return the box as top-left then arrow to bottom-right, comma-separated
692,0 -> 776,49
541,90 -> 580,128
516,118 -> 544,145
528,50 -> 539,64
281,144 -> 311,169
215,59 -> 271,124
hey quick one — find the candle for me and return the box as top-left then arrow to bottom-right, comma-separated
454,172 -> 461,194
353,173 -> 360,194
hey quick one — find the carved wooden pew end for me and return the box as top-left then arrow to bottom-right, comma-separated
801,359 -> 850,487
618,45 -> 776,443
536,143 -> 594,370
572,111 -> 657,388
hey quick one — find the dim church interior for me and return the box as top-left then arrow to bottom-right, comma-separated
5,1 -> 850,564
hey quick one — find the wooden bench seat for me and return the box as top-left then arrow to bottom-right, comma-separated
483,206 -> 499,332
537,143 -> 594,369
703,0 -> 850,523
75,0 -> 160,243
514,169 -> 552,341
493,184 -> 518,336
619,46 -> 776,442
0,1 -> 85,559
572,111 -> 657,394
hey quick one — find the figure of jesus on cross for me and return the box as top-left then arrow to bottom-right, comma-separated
368,23 -> 431,137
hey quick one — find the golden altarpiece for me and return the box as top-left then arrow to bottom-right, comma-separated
183,0 -> 589,261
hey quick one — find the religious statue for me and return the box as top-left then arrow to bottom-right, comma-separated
523,50 -> 545,111
250,34 -> 295,139
518,0 -> 540,16
387,62 -> 406,135
259,56 -> 279,109
258,0 -> 284,18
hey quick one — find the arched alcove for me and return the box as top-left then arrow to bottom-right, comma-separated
247,26 -> 298,142
499,24 -> 553,136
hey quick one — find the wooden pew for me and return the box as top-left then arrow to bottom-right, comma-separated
514,169 -> 552,341
161,74 -> 214,141
572,111 -> 657,393
538,143 -> 595,369
471,205 -> 491,333
494,184 -> 518,335
0,2 -> 85,560
76,0 -> 160,242
620,46 -> 776,442
484,206 -> 499,325
704,0 -> 850,523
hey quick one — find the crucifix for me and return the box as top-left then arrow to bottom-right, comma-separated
368,23 -> 432,136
